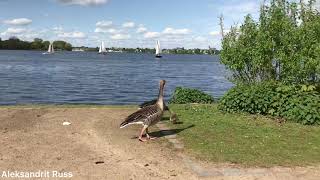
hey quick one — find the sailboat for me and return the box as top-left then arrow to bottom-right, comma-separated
98,41 -> 107,55
43,42 -> 54,55
155,40 -> 162,58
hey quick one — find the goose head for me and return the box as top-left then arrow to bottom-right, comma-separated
160,79 -> 166,87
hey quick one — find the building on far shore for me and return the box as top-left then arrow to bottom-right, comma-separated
72,47 -> 85,52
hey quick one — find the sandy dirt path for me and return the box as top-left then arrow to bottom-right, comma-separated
0,107 -> 319,180
0,107 -> 197,180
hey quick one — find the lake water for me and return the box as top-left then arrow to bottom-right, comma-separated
0,50 -> 233,105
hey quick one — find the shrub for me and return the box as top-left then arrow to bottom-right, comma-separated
218,82 -> 320,125
169,87 -> 214,104
220,0 -> 320,85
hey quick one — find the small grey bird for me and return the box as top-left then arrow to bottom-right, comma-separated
120,80 -> 166,142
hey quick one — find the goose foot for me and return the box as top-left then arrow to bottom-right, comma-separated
139,137 -> 148,142
146,134 -> 157,140
146,128 -> 157,140
138,125 -> 148,142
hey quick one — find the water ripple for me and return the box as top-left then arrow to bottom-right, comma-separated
0,50 -> 233,105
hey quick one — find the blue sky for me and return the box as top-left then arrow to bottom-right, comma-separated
0,0 -> 309,49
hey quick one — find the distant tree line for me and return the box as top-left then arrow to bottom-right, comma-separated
163,47 -> 220,55
0,37 -> 72,51
0,37 -> 219,55
102,47 -> 220,55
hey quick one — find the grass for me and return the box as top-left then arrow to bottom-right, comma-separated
168,104 -> 320,167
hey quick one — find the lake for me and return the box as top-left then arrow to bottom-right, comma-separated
0,50 -> 233,105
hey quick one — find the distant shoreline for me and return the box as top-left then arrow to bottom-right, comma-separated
0,49 -> 220,55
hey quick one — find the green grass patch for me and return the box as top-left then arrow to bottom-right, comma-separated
168,104 -> 320,167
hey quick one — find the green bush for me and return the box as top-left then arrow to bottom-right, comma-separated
218,82 -> 320,125
220,0 -> 320,85
169,87 -> 214,104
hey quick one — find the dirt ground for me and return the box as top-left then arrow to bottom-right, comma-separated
0,107 -> 319,180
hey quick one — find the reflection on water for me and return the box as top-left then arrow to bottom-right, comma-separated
0,50 -> 233,105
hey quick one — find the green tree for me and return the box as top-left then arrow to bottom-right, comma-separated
220,0 -> 320,85
31,38 -> 43,50
53,40 -> 73,51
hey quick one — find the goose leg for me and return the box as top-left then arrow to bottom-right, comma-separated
146,128 -> 157,140
139,125 -> 148,142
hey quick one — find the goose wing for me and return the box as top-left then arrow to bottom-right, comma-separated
139,99 -> 157,108
139,99 -> 169,111
120,104 -> 162,128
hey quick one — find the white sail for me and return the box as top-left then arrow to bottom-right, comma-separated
99,41 -> 106,53
155,40 -> 161,55
51,43 -> 54,53
48,43 -> 52,53
47,42 -> 54,53
98,43 -> 102,53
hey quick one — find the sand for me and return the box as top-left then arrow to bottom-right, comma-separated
0,107 -> 319,180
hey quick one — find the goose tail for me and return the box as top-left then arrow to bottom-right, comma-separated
120,121 -> 130,128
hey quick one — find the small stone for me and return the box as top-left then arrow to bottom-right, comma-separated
95,161 -> 104,164
144,163 -> 149,167
62,122 -> 71,126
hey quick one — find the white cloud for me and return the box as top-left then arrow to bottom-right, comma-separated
94,21 -> 116,34
210,31 -> 220,36
144,31 -> 161,39
52,26 -> 64,33
218,1 -> 259,20
3,18 -> 32,26
94,27 -> 107,33
162,27 -> 191,35
57,0 -> 108,6
1,28 -> 27,35
314,0 -> 320,11
53,27 -> 63,31
137,26 -> 147,33
0,28 -> 44,42
194,36 -> 206,42
210,29 -> 230,36
122,22 -> 135,28
96,21 -> 113,28
95,27 -> 119,34
110,34 -> 131,40
107,28 -> 118,34
58,31 -> 86,38
300,0 -> 320,10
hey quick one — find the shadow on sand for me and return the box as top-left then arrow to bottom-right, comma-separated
149,124 -> 195,138
130,124 -> 195,139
